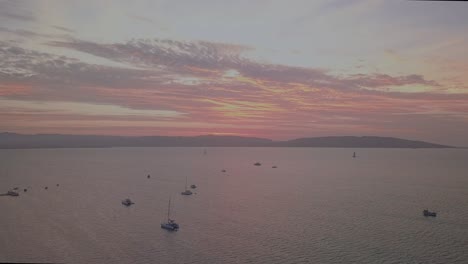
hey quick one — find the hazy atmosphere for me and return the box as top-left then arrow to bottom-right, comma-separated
2,1 -> 468,264
1,1 -> 468,145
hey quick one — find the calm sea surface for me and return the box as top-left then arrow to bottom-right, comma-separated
1,147 -> 468,263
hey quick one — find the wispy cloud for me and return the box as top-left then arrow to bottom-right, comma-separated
47,38 -> 439,91
51,25 -> 75,34
0,26 -> 72,40
0,1 -> 35,22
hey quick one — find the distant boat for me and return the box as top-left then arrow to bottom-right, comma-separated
181,176 -> 193,195
353,152 -> 356,158
13,187 -> 19,190
272,166 -> 277,168
161,197 -> 179,231
203,149 -> 207,155
44,186 -> 48,190
254,162 -> 261,166
7,190 -> 19,196
181,189 -> 193,195
147,174 -> 151,179
190,184 -> 197,189
56,184 -> 59,187
222,169 -> 226,173
122,198 -> 134,206
24,188 -> 27,192
423,209 -> 437,217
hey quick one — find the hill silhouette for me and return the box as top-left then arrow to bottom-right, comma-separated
0,132 -> 453,149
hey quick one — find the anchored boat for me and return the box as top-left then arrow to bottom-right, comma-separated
122,198 -> 134,206
181,176 -> 193,195
7,190 -> 19,196
423,209 -> 437,217
161,197 -> 179,231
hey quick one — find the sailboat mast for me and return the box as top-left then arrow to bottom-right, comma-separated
167,197 -> 171,221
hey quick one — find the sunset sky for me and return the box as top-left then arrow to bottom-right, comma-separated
1,0 -> 468,145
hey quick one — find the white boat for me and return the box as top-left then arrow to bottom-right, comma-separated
161,197 -> 179,231
181,176 -> 193,195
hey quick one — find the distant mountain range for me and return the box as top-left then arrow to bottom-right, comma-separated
0,132 -> 453,149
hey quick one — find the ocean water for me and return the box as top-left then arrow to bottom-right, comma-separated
1,147 -> 468,264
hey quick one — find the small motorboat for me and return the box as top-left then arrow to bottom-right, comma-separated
122,198 -> 135,206
272,166 -> 277,168
254,162 -> 261,166
190,184 -> 197,189
423,209 -> 437,217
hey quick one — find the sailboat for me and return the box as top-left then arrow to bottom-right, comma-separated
181,176 -> 193,195
353,152 -> 356,158
161,197 -> 179,231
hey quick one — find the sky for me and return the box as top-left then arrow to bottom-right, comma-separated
0,0 -> 468,146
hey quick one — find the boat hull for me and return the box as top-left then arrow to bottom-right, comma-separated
122,199 -> 134,206
7,191 -> 19,196
423,210 -> 437,217
161,223 -> 179,231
